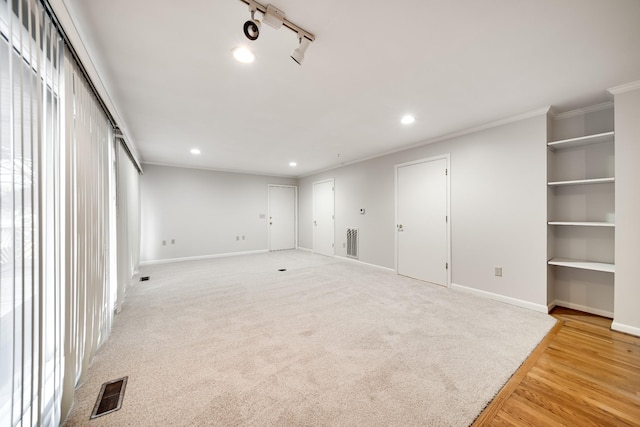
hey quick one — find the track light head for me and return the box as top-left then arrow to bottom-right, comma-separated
291,37 -> 311,65
243,8 -> 261,40
243,19 -> 261,40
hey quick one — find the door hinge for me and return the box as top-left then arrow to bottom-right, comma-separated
445,168 -> 448,176
446,215 -> 448,222
446,262 -> 449,270
332,243 -> 334,247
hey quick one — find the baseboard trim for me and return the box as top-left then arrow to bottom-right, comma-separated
549,299 -> 614,319
611,321 -> 640,337
296,246 -> 313,253
450,283 -> 548,313
140,249 -> 269,266
334,255 -> 395,273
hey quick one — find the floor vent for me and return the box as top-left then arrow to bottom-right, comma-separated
140,276 -> 150,282
346,228 -> 359,259
278,268 -> 287,271
90,376 -> 128,419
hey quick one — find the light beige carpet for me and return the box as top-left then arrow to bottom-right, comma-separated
64,250 -> 556,426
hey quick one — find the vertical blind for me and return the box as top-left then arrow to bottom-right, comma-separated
116,141 -> 139,314
60,50 -> 115,419
1,0 -> 64,424
0,0 -> 140,425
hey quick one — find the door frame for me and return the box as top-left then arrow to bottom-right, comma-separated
267,184 -> 298,251
312,178 -> 335,256
394,154 -> 451,287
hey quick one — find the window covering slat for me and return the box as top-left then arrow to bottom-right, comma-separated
1,0 -> 131,424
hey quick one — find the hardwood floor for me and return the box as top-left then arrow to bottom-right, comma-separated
473,307 -> 640,426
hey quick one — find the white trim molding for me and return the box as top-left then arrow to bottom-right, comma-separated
548,299 -> 614,319
142,161 -> 295,178
548,101 -> 614,120
611,321 -> 640,338
608,80 -> 640,95
139,249 -> 268,266
451,283 -> 549,314
299,106 -> 551,178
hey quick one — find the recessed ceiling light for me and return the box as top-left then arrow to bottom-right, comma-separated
233,46 -> 255,63
401,115 -> 415,125
289,162 -> 297,167
190,148 -> 201,155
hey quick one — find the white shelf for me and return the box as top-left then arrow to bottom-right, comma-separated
547,131 -> 614,151
548,177 -> 615,186
548,258 -> 615,273
548,221 -> 614,227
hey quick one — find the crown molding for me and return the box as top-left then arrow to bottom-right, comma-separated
299,106 -> 552,178
608,80 -> 640,95
141,161 -> 296,179
549,101 -> 614,121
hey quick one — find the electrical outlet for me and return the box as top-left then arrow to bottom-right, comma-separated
162,240 -> 166,246
242,236 -> 245,240
494,267 -> 502,277
171,239 -> 175,244
236,236 -> 240,241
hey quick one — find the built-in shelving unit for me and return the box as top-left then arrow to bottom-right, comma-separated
547,177 -> 614,186
547,258 -> 615,273
547,131 -> 615,150
547,221 -> 614,227
547,106 -> 615,317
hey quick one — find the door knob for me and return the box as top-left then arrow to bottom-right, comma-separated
397,224 -> 404,231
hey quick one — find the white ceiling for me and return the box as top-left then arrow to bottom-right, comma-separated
64,0 -> 640,177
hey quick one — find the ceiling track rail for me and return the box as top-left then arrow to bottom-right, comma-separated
238,0 -> 315,42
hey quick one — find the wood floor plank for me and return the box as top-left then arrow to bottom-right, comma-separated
541,346 -> 640,395
551,307 -> 612,328
515,375 -> 608,427
535,354 -> 640,403
473,308 -> 640,427
490,410 -> 532,427
501,391 -> 570,426
553,327 -> 640,367
525,365 -> 640,426
563,319 -> 640,346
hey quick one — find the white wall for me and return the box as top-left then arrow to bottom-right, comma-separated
140,164 -> 295,262
299,114 -> 548,310
612,84 -> 640,335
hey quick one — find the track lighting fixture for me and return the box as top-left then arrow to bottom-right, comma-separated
291,36 -> 310,65
243,7 -> 261,40
237,0 -> 315,65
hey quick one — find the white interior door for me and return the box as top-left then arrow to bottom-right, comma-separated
313,179 -> 334,256
268,185 -> 296,251
396,157 -> 448,286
